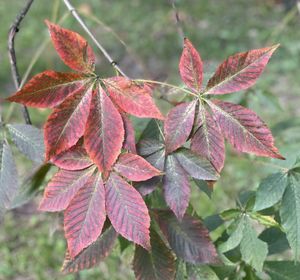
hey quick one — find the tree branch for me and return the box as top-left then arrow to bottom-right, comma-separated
63,0 -> 128,77
8,0 -> 34,125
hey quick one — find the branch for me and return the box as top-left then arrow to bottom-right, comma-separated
62,0 -> 128,77
8,0 -> 34,125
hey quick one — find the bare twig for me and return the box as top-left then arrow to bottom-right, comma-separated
8,0 -> 34,125
63,0 -> 128,77
169,0 -> 185,43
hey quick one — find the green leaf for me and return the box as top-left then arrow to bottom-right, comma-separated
219,209 -> 241,221
0,140 -> 19,211
240,217 -> 268,272
264,261 -> 300,280
253,172 -> 288,211
194,179 -> 213,198
186,264 -> 219,280
7,124 -> 45,163
249,212 -> 282,229
175,259 -> 187,280
280,172 -> 300,260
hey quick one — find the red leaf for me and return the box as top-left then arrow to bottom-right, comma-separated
84,87 -> 124,172
105,172 -> 151,250
44,86 -> 93,160
39,167 -> 95,212
164,101 -> 196,154
64,173 -> 106,258
191,105 -> 225,172
103,77 -> 164,119
179,38 -> 203,91
205,45 -> 279,95
7,71 -> 88,108
46,20 -> 95,73
121,113 -> 137,153
114,153 -> 161,182
163,155 -> 190,220
209,100 -> 284,159
51,142 -> 93,171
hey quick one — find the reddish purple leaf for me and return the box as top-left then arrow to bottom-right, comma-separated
64,173 -> 106,258
135,176 -> 161,197
163,155 -> 190,220
62,226 -> 118,273
105,172 -> 151,250
46,20 -> 95,73
191,106 -> 225,172
121,113 -> 137,153
156,210 -> 219,264
39,167 -> 95,212
179,38 -> 203,91
44,86 -> 93,160
114,153 -> 161,182
51,142 -> 93,171
205,45 -> 279,95
209,100 -> 284,159
103,77 -> 164,119
7,71 -> 88,108
164,101 -> 196,154
84,87 -> 124,172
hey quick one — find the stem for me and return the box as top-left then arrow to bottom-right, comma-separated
8,0 -> 34,125
169,0 -> 185,43
62,0 -> 127,77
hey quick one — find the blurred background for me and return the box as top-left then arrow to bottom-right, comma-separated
1,0 -> 300,279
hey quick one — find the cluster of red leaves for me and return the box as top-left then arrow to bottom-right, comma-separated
8,20 -> 283,276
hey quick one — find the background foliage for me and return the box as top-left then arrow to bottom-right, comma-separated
1,0 -> 300,279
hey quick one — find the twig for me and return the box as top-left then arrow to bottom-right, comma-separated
8,0 -> 34,125
62,0 -> 128,77
169,0 -> 185,43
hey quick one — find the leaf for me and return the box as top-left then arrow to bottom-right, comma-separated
105,172 -> 150,249
133,229 -> 176,280
136,176 -> 161,196
103,77 -> 164,119
164,101 -> 196,153
249,213 -> 281,229
191,105 -> 225,172
39,166 -> 95,212
194,179 -> 213,199
84,87 -> 124,172
0,140 -> 19,210
240,217 -> 268,272
253,172 -> 288,211
114,153 -> 161,182
156,210 -> 218,264
186,264 -> 219,280
46,20 -> 95,73
179,38 -> 203,91
205,45 -> 279,95
121,113 -> 137,153
51,142 -> 93,171
219,209 -> 241,221
143,148 -> 166,171
163,154 -> 190,220
208,100 -> 284,159
137,139 -> 165,157
280,172 -> 300,260
62,226 -> 118,273
7,124 -> 44,163
44,86 -> 93,160
264,261 -> 300,280
174,148 -> 219,181
139,119 -> 161,141
64,173 -> 106,258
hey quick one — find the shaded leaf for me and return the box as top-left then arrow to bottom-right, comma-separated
39,166 -> 95,212
254,172 -> 288,211
121,113 -> 137,153
163,154 -> 190,220
62,226 -> 118,273
156,210 -> 218,264
174,148 -> 219,181
205,45 -> 278,95
64,173 -> 106,258
186,264 -> 219,280
179,38 -> 203,91
209,100 -> 284,159
46,20 -> 95,73
133,229 -> 176,280
164,101 -> 196,153
103,77 -> 164,119
136,176 -> 161,196
7,124 -> 44,163
264,261 -> 300,280
44,86 -> 92,160
139,119 -> 161,141
194,179 -> 213,198
144,148 -> 166,171
137,139 -> 165,157
84,87 -> 124,172
7,71 -> 88,108
105,172 -> 150,249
